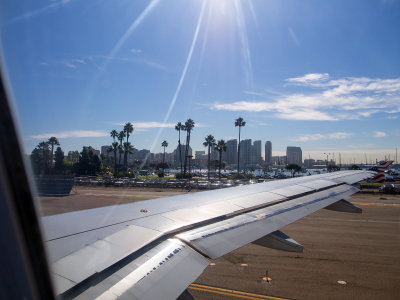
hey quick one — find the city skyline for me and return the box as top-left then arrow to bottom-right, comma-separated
1,0 -> 399,163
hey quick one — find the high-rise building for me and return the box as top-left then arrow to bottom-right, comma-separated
101,145 -> 110,156
195,151 -> 206,160
239,139 -> 252,166
303,158 -> 315,168
173,144 -> 192,167
226,139 -> 237,165
272,156 -> 286,165
265,141 -> 272,165
251,140 -> 262,164
286,146 -> 302,166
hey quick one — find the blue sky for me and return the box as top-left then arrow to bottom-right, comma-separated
1,0 -> 399,163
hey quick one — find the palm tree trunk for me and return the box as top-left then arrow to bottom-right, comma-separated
183,132 -> 189,176
207,146 -> 211,181
178,131 -> 182,174
114,149 -> 117,175
163,147 -> 166,164
51,144 -> 54,168
237,127 -> 241,175
219,152 -> 222,179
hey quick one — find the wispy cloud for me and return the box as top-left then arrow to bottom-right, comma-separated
130,48 -> 142,54
111,121 -> 175,132
31,130 -> 108,139
288,27 -> 301,48
374,131 -> 387,138
95,55 -> 167,71
11,0 -> 73,23
210,74 -> 400,121
291,132 -> 353,142
286,73 -> 329,84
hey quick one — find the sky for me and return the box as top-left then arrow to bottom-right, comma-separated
0,0 -> 399,164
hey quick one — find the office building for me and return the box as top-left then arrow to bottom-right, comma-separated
265,141 -> 272,165
286,146 -> 302,165
226,139 -> 237,165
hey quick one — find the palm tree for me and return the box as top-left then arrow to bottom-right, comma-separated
109,130 -> 119,174
183,119 -> 195,177
123,123 -> 134,171
48,136 -> 59,167
175,122 -> 184,174
118,130 -> 125,167
123,142 -> 134,172
215,139 -> 227,179
107,142 -> 119,175
235,117 -> 246,176
203,135 -> 216,181
110,129 -> 118,142
161,140 -> 168,165
123,122 -> 134,142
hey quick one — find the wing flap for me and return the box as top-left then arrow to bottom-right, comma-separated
177,185 -> 358,259
71,239 -> 209,300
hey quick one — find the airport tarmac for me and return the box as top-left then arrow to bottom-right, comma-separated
39,187 -> 400,299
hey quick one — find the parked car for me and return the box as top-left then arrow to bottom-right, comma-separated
379,184 -> 395,194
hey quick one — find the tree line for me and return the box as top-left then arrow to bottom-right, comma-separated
30,137 -> 101,176
32,116 -> 287,179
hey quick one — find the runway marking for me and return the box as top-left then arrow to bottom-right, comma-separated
189,283 -> 289,300
353,202 -> 400,207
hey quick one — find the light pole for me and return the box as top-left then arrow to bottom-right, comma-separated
324,153 -> 330,168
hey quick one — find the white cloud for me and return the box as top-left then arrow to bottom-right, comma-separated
374,131 -> 387,138
31,130 -> 108,139
130,48 -> 142,53
212,101 -> 271,112
291,132 -> 353,142
286,73 -> 329,84
210,74 -> 400,121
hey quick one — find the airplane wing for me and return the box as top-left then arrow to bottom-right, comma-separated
41,170 -> 373,299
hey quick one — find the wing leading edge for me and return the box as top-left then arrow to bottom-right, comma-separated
42,170 -> 373,299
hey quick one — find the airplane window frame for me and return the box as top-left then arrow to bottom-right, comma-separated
0,65 -> 55,299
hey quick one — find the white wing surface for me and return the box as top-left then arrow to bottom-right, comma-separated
41,170 -> 373,299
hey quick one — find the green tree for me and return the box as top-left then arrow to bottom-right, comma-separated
30,141 -> 51,175
54,146 -> 64,173
235,117 -> 246,176
67,150 -> 79,162
75,146 -> 101,176
48,137 -> 60,167
175,122 -> 184,174
203,135 -> 216,181
286,164 -> 302,177
183,119 -> 195,177
215,139 -> 227,179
